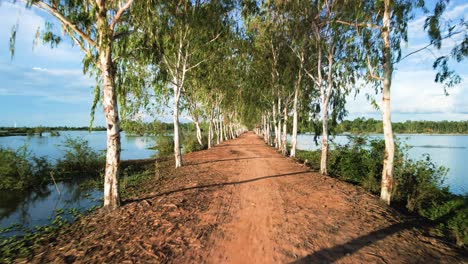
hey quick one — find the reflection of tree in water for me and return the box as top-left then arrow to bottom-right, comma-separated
61,181 -> 94,207
0,180 -> 101,236
0,185 -> 51,226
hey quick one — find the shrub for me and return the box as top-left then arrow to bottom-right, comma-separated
55,137 -> 104,179
183,134 -> 207,153
0,146 -> 50,191
155,136 -> 174,157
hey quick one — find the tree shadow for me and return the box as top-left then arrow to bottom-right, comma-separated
290,219 -> 427,264
124,170 -> 309,205
187,156 -> 282,166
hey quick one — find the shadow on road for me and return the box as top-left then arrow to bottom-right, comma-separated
289,219 -> 431,264
187,156 -> 282,166
124,170 -> 309,204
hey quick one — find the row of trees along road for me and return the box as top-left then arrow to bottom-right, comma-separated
7,0 -> 466,210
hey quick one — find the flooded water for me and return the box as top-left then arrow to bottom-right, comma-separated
293,134 -> 468,195
0,131 -> 156,237
0,131 -> 156,161
0,182 -> 101,237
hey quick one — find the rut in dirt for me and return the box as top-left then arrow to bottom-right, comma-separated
25,132 -> 466,264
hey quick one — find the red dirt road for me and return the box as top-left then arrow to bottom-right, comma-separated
25,132 -> 466,263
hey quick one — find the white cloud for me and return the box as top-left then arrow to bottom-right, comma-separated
444,3 -> 468,21
0,63 -> 94,103
32,66 -> 47,71
346,69 -> 468,119
0,2 -> 83,64
408,3 -> 467,41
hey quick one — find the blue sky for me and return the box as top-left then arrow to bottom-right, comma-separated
0,1 -> 467,127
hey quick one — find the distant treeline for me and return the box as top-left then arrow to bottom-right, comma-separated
334,118 -> 468,134
121,120 -> 201,136
0,126 -> 106,137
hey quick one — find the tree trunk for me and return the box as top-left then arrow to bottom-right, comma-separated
290,55 -> 303,157
194,120 -> 203,146
230,123 -> 234,139
380,0 -> 395,205
217,117 -> 221,143
266,114 -> 271,145
320,107 -> 329,175
281,102 -> 288,156
290,86 -> 299,157
224,123 -> 229,141
173,93 -> 182,168
101,48 -> 121,210
220,119 -> 224,143
273,103 -> 278,148
96,3 -> 121,210
208,109 -> 214,149
277,97 -> 282,149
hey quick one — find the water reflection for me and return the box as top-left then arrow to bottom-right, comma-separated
0,131 -> 156,238
0,182 -> 102,237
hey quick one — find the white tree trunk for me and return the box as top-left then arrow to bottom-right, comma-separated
277,97 -> 282,149
380,0 -> 395,205
208,109 -> 214,149
194,120 -> 203,146
101,47 -> 121,210
266,115 -> 271,145
290,86 -> 299,157
281,103 -> 288,156
273,104 -> 278,148
173,94 -> 182,168
320,107 -> 329,175
290,55 -> 303,158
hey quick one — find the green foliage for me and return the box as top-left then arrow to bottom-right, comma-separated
296,137 -> 467,247
330,118 -> 468,134
447,207 -> 468,247
154,136 -> 174,158
55,137 -> 105,179
0,146 -> 50,191
0,137 -> 106,192
120,165 -> 154,199
183,133 -> 208,153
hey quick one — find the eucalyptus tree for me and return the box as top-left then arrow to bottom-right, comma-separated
8,0 -> 156,210
301,0 -> 359,175
278,1 -> 317,157
337,0 -> 463,204
152,0 -> 231,168
244,0 -> 296,152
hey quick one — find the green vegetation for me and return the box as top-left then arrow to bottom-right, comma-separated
329,118 -> 468,134
296,136 -> 467,247
0,146 -> 51,191
55,137 -> 105,180
0,138 -> 104,192
0,126 -> 106,137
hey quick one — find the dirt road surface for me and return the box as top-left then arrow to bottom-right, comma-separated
26,132 -> 466,263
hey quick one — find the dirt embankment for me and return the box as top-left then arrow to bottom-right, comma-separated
18,132 -> 467,263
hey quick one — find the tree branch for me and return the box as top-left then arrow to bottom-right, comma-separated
185,59 -> 206,72
110,0 -> 134,32
30,1 -> 97,48
336,20 -> 381,29
396,30 -> 464,64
